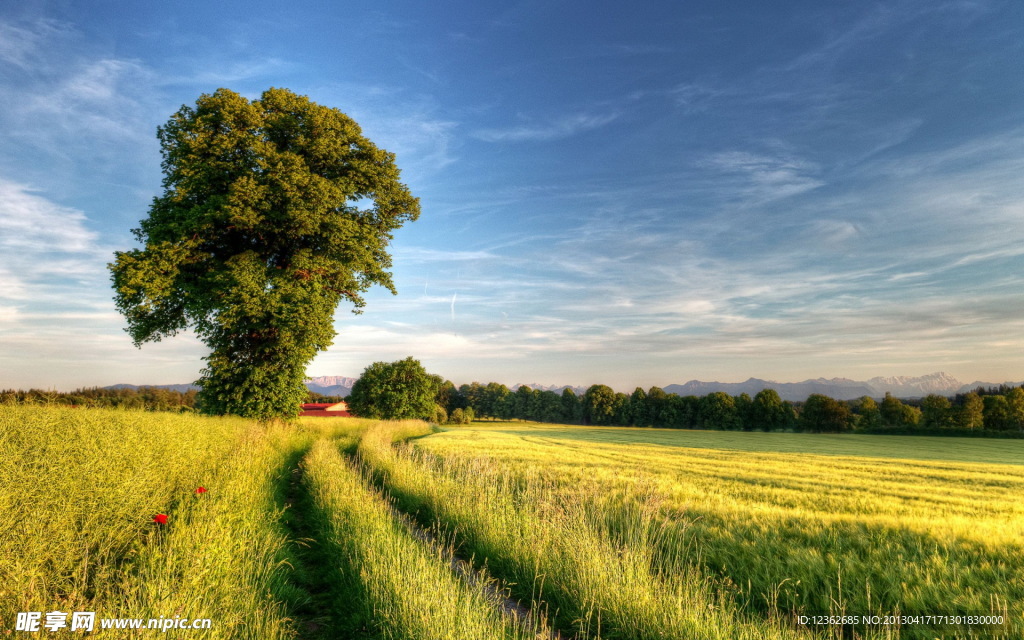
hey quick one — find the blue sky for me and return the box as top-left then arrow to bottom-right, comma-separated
2,0 -> 1023,391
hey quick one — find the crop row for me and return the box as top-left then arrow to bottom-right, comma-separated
412,424 -> 1024,640
0,409 -> 539,639
357,420 -> 815,640
9,407 -> 1016,639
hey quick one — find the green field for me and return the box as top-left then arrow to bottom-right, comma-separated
412,422 -> 1024,638
3,407 -> 1020,639
444,421 -> 1024,464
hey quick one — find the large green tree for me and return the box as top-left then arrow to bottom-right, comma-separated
799,394 -> 852,433
698,392 -> 739,430
957,392 -> 984,429
880,393 -> 921,428
982,395 -> 1012,431
627,387 -> 648,426
751,389 -> 787,431
920,394 -> 954,430
347,357 -> 441,420
855,395 -> 883,430
646,386 -> 670,426
482,382 -> 512,420
583,384 -> 617,425
560,388 -> 581,424
109,88 -> 419,418
1006,387 -> 1024,431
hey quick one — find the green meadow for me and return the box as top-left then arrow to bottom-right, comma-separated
413,422 -> 1024,638
2,407 -> 1020,639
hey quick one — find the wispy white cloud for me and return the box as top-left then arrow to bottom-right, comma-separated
800,219 -> 862,246
0,20 -> 165,201
473,112 -> 619,143
783,5 -> 900,74
783,1 -> 990,76
47,60 -> 154,145
395,247 -> 499,263
672,82 -> 731,111
0,179 -> 99,252
703,149 -> 824,203
0,19 -> 70,70
345,117 -> 1024,386
0,178 -> 115,346
0,177 -> 168,388
0,4 -> 1021,390
157,58 -> 292,87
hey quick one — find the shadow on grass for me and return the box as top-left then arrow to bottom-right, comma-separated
273,439 -> 379,640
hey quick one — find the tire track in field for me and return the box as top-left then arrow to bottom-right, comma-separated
281,437 -> 559,639
351,449 -> 569,640
381,499 -> 567,640
276,443 -> 378,640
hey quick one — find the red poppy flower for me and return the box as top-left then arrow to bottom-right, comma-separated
153,514 -> 168,525
195,487 -> 207,494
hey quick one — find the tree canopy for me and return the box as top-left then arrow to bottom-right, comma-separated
109,88 -> 419,419
751,389 -> 788,431
582,385 -> 617,425
347,357 -> 442,420
698,392 -> 739,430
800,394 -> 852,433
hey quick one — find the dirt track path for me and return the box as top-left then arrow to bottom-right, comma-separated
381,500 -> 568,640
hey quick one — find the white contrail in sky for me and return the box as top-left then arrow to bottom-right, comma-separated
450,292 -> 457,321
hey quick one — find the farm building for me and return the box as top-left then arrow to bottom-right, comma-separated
300,402 -> 352,417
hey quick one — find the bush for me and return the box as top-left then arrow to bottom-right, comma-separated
448,407 -> 475,425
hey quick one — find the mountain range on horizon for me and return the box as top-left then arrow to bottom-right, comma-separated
656,372 -> 1018,402
514,372 -> 1024,401
106,372 -> 1022,403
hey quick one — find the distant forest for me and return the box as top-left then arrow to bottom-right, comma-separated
5,382 -> 1022,436
0,387 -> 341,412
437,381 -> 1024,437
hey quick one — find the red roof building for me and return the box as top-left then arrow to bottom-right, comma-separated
300,401 -> 352,417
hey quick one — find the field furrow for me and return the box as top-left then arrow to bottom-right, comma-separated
302,433 -> 538,640
416,422 -> 1024,640
358,421 -> 815,640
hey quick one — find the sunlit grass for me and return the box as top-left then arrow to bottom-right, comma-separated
8,406 -> 1016,639
0,407 -> 374,638
415,422 -> 1024,639
303,432 -> 534,640
0,406 -> 249,619
104,423 -> 309,638
359,420 -> 813,640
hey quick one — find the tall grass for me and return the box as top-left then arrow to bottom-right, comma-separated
358,421 -> 813,640
418,423 -> 1024,639
302,433 -> 535,640
102,422 -> 315,638
0,406 -> 249,618
9,406 -> 1014,639
0,407 -> 376,638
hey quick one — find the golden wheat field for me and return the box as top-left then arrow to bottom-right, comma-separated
2,406 -> 1020,639
411,422 -> 1024,639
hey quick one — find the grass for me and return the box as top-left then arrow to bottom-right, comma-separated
414,421 -> 1024,639
461,421 -> 1024,465
1,408 -> 548,639
0,405 -> 250,621
6,407 -> 1018,639
359,420 -> 814,640
302,431 -> 536,640
106,421 -> 311,638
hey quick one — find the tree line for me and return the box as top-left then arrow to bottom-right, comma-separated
0,387 -> 199,411
435,381 -> 1024,436
0,386 -> 348,413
